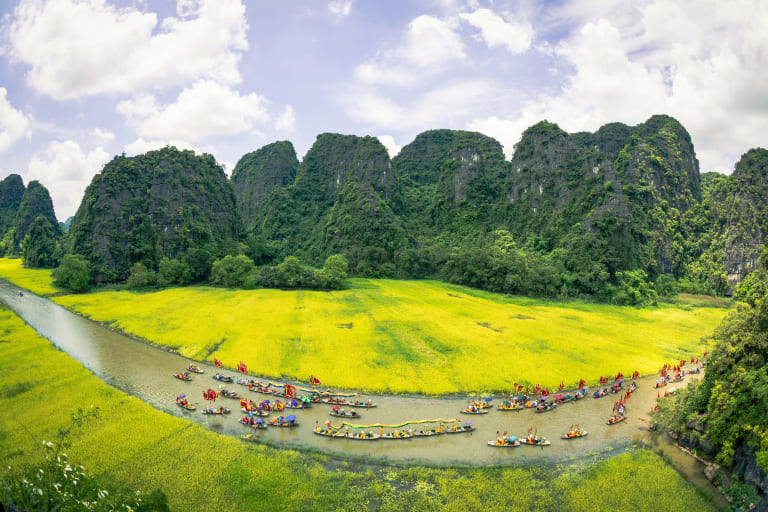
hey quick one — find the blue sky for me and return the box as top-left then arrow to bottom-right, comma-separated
1,0 -> 767,220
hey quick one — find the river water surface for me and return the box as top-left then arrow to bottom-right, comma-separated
0,280 -> 708,470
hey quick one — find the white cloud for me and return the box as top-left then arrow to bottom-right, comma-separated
89,128 -> 115,145
459,8 -> 533,54
27,140 -> 111,220
354,15 -> 466,87
377,135 -> 401,158
8,0 -> 249,100
123,137 -> 200,156
344,79 -> 498,132
0,88 -> 32,152
463,1 -> 768,173
328,0 -> 352,17
275,105 -> 296,132
118,80 -> 272,142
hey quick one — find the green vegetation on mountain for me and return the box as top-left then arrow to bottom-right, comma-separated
0,179 -> 62,262
68,147 -> 243,283
231,140 -> 298,231
0,174 -> 24,237
21,215 -> 62,268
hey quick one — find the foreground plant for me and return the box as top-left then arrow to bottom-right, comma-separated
1,408 -> 169,512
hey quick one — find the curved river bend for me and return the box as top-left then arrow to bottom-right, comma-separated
0,281 -> 694,466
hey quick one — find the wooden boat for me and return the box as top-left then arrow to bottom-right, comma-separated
174,372 -> 192,381
313,427 -> 346,438
284,398 -> 310,409
321,398 -> 376,408
175,399 -> 195,411
381,431 -> 414,439
267,415 -> 299,427
488,436 -> 520,447
219,389 -> 240,399
329,409 -> 360,418
212,374 -> 233,382
239,417 -> 267,429
460,407 -> 488,415
497,401 -> 523,411
201,407 -> 230,415
560,429 -> 588,439
593,389 -> 608,398
344,431 -> 381,440
520,435 -> 550,446
606,415 -> 627,425
445,424 -> 476,434
186,364 -> 204,374
412,429 -> 443,437
240,408 -> 269,416
535,402 -> 557,413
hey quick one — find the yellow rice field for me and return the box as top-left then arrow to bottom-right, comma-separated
50,279 -> 727,394
0,257 -> 60,296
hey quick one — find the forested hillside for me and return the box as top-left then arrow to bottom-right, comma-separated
2,115 -> 766,299
0,175 -> 61,264
68,147 -> 243,283
233,115 -> 766,302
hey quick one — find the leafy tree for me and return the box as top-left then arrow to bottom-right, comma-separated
158,257 -> 192,286
210,255 -> 256,288
52,254 -> 90,292
612,270 -> 657,306
321,254 -> 348,289
22,216 -> 61,268
126,262 -> 156,289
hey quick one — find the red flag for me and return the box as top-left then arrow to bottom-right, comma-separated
238,361 -> 247,374
214,358 -> 223,368
309,374 -> 321,385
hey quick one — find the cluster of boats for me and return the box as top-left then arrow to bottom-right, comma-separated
174,361 -> 650,446
489,425 -> 589,448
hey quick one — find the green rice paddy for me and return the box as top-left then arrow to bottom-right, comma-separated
0,304 -> 718,511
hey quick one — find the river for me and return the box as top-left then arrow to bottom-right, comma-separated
0,280 -> 712,473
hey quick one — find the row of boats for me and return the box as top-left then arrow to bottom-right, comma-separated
460,381 -> 638,415
313,421 -> 476,440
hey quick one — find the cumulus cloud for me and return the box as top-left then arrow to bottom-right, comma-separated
459,8 -> 533,54
377,135 -> 401,158
0,88 -> 32,152
354,15 -> 466,87
27,140 -> 111,220
122,137 -> 200,156
275,105 -> 296,132
465,0 -> 768,172
117,80 -> 273,142
328,0 -> 352,17
344,79 -> 499,132
89,128 -> 115,145
7,0 -> 249,100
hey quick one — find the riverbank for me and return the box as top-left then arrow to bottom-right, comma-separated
0,302 -> 719,511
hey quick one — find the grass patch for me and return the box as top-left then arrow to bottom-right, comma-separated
0,304 -> 717,511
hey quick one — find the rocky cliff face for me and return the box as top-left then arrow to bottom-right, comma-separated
392,129 -> 508,237
0,173 -> 25,236
707,148 -> 768,288
11,180 -> 60,254
504,115 -> 700,274
253,134 -> 404,272
69,147 -> 242,283
231,141 -> 298,230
